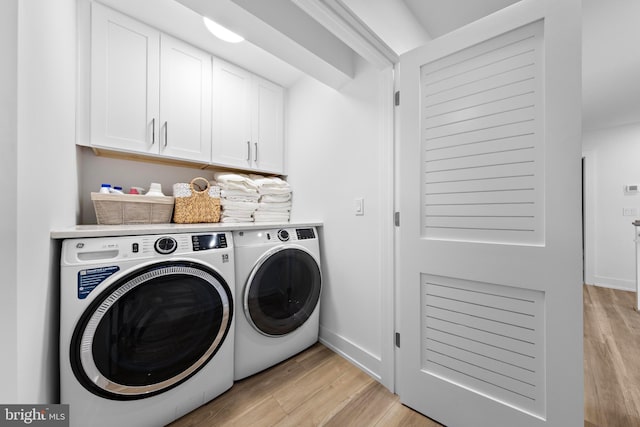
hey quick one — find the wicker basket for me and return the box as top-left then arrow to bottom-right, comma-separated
173,177 -> 221,224
91,192 -> 175,225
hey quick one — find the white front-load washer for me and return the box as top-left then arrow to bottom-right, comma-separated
233,227 -> 322,380
60,232 -> 235,427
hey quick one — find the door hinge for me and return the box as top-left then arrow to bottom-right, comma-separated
395,332 -> 400,348
394,211 -> 400,227
394,91 -> 400,106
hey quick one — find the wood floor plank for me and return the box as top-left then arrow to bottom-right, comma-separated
374,400 -> 442,427
171,285 -> 640,427
583,285 -> 640,427
321,381 -> 397,427
273,348 -> 354,413
228,396 -> 287,427
274,366 -> 373,427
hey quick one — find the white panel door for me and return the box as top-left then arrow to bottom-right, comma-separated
159,34 -> 212,162
252,77 -> 284,174
397,0 -> 583,426
211,59 -> 252,170
91,3 -> 159,154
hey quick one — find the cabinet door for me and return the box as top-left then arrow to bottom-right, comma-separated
211,59 -> 252,169
91,3 -> 159,154
159,35 -> 212,162
252,78 -> 284,174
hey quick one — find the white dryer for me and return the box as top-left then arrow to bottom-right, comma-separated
60,232 -> 235,427
233,227 -> 322,380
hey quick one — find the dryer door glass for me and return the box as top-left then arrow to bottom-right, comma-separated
246,248 -> 321,336
70,261 -> 232,400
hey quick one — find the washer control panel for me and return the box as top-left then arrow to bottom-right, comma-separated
277,229 -> 290,241
63,232 -> 234,265
154,236 -> 177,254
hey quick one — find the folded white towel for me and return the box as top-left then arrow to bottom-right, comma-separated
221,189 -> 260,200
253,211 -> 290,218
223,196 -> 260,203
256,202 -> 291,212
221,200 -> 259,211
250,174 -> 289,188
214,172 -> 258,190
260,193 -> 291,203
214,172 -> 249,183
258,187 -> 291,195
218,181 -> 259,192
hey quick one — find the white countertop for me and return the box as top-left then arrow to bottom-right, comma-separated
50,221 -> 323,239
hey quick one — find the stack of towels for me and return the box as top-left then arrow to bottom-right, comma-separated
213,172 -> 259,223
250,174 -> 292,223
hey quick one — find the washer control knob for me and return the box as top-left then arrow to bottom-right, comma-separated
154,236 -> 177,254
277,229 -> 290,242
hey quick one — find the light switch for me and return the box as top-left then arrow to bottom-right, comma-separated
354,198 -> 364,216
623,208 -> 638,217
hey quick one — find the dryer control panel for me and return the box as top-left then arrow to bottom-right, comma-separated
233,227 -> 317,247
296,228 -> 316,240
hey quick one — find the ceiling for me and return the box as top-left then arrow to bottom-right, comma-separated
106,0 -> 639,132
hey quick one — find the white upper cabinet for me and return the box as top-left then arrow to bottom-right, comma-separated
211,60 -> 253,170
212,59 -> 285,174
91,3 -> 159,154
91,4 -> 211,163
159,34 -> 212,162
90,3 -> 284,173
252,77 -> 285,174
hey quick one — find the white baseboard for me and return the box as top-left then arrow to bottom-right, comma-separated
318,325 -> 381,382
587,276 -> 635,292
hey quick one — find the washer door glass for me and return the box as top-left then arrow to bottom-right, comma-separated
70,261 -> 232,400
245,247 -> 321,336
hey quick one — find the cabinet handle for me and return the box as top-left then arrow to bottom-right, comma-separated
164,121 -> 168,147
246,141 -> 250,161
254,142 -> 258,162
151,118 -> 156,145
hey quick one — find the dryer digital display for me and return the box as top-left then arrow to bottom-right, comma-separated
296,228 -> 315,240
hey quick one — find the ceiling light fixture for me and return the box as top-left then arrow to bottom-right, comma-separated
203,17 -> 244,43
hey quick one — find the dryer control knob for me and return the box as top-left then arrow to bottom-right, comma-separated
277,229 -> 290,242
154,236 -> 177,254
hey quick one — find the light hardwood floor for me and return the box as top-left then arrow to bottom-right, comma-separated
170,285 -> 640,427
169,343 -> 439,427
584,284 -> 640,427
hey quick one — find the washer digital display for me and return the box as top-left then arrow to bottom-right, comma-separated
192,234 -> 227,251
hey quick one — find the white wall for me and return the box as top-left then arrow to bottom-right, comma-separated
286,57 -> 394,387
582,0 -> 640,131
0,0 -> 19,404
583,121 -> 640,290
16,0 -> 78,402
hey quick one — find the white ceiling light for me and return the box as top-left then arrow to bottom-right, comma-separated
203,17 -> 244,43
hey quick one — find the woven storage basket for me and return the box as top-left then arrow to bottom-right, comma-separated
173,177 -> 221,224
91,193 -> 174,225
